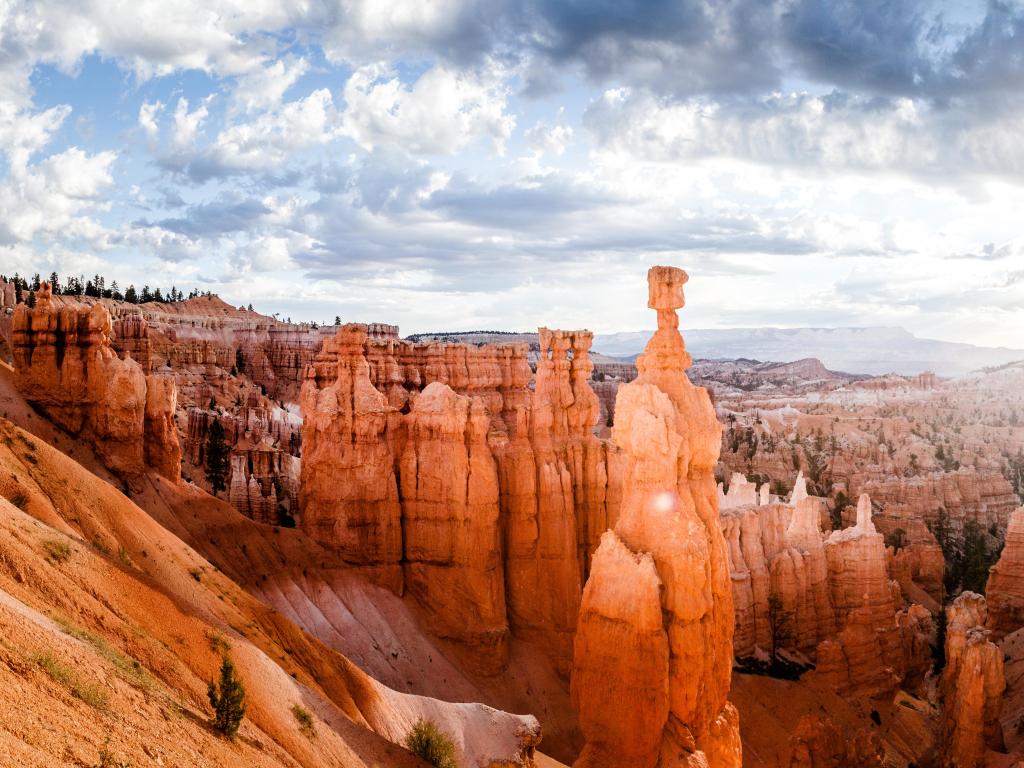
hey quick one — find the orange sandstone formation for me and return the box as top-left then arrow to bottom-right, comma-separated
816,494 -> 903,696
786,715 -> 884,768
986,507 -> 1024,639
399,382 -> 509,669
941,592 -> 1005,768
298,318 -> 620,673
11,283 -> 180,481
571,266 -> 740,768
300,323 -> 403,589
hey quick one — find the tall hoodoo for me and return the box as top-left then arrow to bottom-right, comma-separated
399,382 -> 509,671
299,323 -> 403,590
941,592 -> 1005,768
572,266 -> 740,768
817,492 -> 904,696
985,506 -> 1024,639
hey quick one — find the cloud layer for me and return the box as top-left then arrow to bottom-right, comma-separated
1,0 -> 1024,347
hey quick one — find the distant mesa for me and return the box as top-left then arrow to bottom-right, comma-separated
591,326 -> 1024,377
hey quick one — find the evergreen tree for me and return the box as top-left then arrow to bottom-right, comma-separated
334,315 -> 341,326
207,654 -> 246,738
48,272 -> 59,292
26,290 -> 36,308
205,419 -> 229,496
30,273 -> 40,291
140,285 -> 153,303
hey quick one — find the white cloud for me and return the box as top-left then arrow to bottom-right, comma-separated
172,97 -> 209,150
138,100 -> 163,142
231,55 -> 309,115
202,88 -> 339,175
0,146 -> 116,245
340,63 -> 515,155
525,114 -> 574,156
584,88 -> 1024,181
0,102 -> 72,172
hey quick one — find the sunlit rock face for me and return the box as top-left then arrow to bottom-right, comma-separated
399,381 -> 509,672
986,507 -> 1024,639
11,282 -> 180,482
721,487 -> 936,699
941,592 -> 1005,768
572,266 -> 740,768
816,494 -> 905,697
298,320 -> 621,673
299,323 -> 404,590
786,715 -> 884,768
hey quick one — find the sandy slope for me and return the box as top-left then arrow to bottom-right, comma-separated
0,363 -> 542,766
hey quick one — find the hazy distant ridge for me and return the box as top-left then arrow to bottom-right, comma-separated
592,326 -> 1024,377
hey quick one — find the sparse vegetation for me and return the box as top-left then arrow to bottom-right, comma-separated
44,539 -> 72,563
8,490 -> 29,510
207,629 -> 231,653
94,738 -> 131,768
207,654 -> 247,738
291,703 -> 315,737
405,719 -> 458,768
204,419 -> 229,496
33,652 -> 109,710
53,616 -> 158,696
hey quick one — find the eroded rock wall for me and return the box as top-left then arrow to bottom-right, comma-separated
12,283 -> 180,482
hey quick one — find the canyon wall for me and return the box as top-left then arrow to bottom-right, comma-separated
11,283 -> 180,482
571,266 -> 740,767
721,484 -> 932,698
299,319 -> 621,672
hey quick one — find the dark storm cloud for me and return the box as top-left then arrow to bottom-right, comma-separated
322,0 -> 1024,107
521,0 -> 780,95
780,0 -> 936,96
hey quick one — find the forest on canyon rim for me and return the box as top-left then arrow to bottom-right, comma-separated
1,266 -> 1024,768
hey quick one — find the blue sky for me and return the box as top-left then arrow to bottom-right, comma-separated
1,0 -> 1024,346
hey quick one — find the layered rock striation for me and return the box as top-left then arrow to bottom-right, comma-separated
299,318 -> 621,671
11,283 -> 180,482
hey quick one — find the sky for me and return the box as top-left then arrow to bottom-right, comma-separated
1,1 -> 1024,347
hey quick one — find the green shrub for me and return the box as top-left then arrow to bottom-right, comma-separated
405,719 -> 457,768
291,703 -> 315,737
44,540 -> 72,563
207,654 -> 246,738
